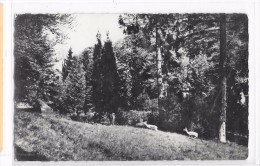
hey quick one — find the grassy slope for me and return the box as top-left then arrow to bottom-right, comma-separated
14,110 -> 248,161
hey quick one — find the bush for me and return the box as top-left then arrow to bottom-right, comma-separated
147,110 -> 159,125
154,94 -> 184,133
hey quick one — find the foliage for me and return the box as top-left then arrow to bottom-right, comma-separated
118,13 -> 248,140
91,33 -> 121,120
14,14 -> 73,110
100,37 -> 121,114
45,70 -> 67,114
91,33 -> 103,117
62,48 -> 74,81
114,34 -> 157,110
61,56 -> 86,116
81,48 -> 94,114
225,14 -> 248,138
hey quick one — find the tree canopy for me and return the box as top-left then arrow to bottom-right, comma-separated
14,14 -> 73,109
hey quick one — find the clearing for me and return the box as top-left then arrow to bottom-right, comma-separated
14,109 -> 248,161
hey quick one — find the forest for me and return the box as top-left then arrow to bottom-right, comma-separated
14,13 -> 248,152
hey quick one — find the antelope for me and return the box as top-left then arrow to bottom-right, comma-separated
183,128 -> 198,138
143,121 -> 158,131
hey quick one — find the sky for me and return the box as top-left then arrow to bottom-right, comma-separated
54,14 -> 125,70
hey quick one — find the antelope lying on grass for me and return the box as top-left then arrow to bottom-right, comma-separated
183,128 -> 198,138
143,121 -> 158,131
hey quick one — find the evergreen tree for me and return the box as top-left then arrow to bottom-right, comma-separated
91,32 -> 121,121
91,31 -> 103,121
81,48 -> 94,114
61,56 -> 86,116
100,32 -> 121,115
62,48 -> 73,81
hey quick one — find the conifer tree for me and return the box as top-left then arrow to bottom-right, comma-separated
81,48 -> 94,114
91,31 -> 103,121
91,31 -> 120,121
62,56 -> 86,116
62,48 -> 73,81
100,32 -> 120,115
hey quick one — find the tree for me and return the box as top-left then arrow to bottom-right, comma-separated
46,69 -> 66,114
218,14 -> 227,143
62,48 -> 74,81
91,31 -> 103,121
91,32 -> 121,122
100,32 -> 121,115
225,14 -> 248,143
61,56 -> 86,116
114,34 -> 156,110
81,48 -> 94,114
14,14 -> 72,111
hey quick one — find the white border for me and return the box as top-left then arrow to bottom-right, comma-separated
0,0 -> 259,166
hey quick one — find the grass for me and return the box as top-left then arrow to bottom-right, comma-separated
14,109 -> 248,161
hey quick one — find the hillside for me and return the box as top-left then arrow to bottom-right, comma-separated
14,109 -> 248,161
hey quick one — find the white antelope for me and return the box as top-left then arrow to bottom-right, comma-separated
143,122 -> 158,131
183,128 -> 198,138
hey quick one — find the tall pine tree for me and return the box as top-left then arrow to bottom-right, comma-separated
81,48 -> 94,114
100,32 -> 121,115
91,31 -> 103,121
61,56 -> 86,116
62,48 -> 73,81
91,32 -> 120,122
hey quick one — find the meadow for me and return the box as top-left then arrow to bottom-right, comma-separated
14,109 -> 248,161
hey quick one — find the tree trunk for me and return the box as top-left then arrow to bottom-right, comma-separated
157,46 -> 163,98
156,26 -> 162,114
156,26 -> 167,128
219,14 -> 227,143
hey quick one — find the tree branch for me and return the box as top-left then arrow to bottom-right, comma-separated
182,27 -> 220,38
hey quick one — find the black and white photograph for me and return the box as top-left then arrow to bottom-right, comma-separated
13,13 -> 249,161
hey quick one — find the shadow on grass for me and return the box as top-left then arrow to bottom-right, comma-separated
14,144 -> 49,161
